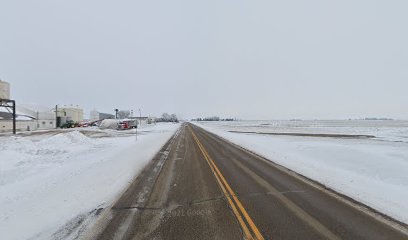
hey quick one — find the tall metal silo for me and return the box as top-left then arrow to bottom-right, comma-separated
0,80 -> 10,99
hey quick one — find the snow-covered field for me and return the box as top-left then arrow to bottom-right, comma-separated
198,120 -> 408,143
193,120 -> 408,224
0,123 -> 180,240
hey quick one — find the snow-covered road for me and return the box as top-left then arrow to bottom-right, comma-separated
0,123 -> 180,240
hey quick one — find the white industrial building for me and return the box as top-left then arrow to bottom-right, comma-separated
0,80 -> 10,99
56,105 -> 84,126
0,80 -> 57,132
0,105 -> 56,132
90,109 -> 115,121
17,105 -> 56,130
0,119 -> 37,133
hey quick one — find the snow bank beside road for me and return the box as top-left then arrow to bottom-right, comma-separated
199,120 -> 408,143
0,123 -> 180,240
193,121 -> 408,224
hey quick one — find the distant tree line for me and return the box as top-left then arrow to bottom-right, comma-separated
117,110 -> 131,119
362,117 -> 394,121
157,113 -> 178,123
192,116 -> 235,121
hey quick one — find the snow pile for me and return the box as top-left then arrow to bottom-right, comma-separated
0,137 -> 38,156
0,123 -> 180,240
0,131 -> 92,158
40,131 -> 93,146
193,121 -> 408,224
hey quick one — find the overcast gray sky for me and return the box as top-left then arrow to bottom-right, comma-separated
1,0 -> 407,120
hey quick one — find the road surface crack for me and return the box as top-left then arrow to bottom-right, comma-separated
111,190 -> 307,212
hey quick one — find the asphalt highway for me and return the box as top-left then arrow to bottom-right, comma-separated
89,123 -> 408,240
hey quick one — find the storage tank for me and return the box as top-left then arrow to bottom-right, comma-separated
99,119 -> 120,129
0,80 -> 10,99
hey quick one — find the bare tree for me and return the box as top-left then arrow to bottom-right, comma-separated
118,110 -> 130,119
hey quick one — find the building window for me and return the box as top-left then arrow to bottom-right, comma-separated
50,121 -> 53,125
42,121 -> 46,125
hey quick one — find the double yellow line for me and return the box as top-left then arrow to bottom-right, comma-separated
190,128 -> 265,240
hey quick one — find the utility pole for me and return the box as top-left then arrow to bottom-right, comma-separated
135,114 -> 138,142
0,99 -> 17,134
12,100 -> 16,134
139,108 -> 142,127
55,105 -> 58,129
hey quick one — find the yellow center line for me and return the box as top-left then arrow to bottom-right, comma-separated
193,133 -> 254,240
189,127 -> 265,240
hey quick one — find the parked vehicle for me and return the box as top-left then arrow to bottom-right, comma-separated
60,120 -> 78,128
118,119 -> 138,130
